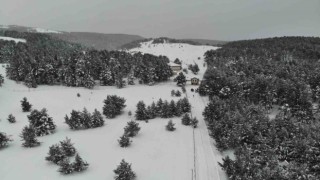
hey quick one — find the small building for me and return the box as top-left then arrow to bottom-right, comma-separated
168,62 -> 182,74
191,77 -> 200,85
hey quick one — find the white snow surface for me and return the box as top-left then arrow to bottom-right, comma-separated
0,36 -> 26,43
0,42 -> 226,180
32,27 -> 61,34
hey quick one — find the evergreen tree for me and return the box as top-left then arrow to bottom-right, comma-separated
81,108 -> 92,129
103,95 -> 126,118
65,110 -> 83,130
118,134 -> 132,147
124,121 -> 141,137
135,101 -> 149,120
0,132 -> 12,148
60,137 -> 76,157
166,120 -> 176,131
160,100 -> 171,118
114,159 -> 136,180
83,74 -> 95,89
156,98 -> 164,116
168,100 -> 176,118
28,108 -> 56,136
7,114 -> 16,123
191,117 -> 199,128
24,72 -> 37,88
115,72 -> 126,89
175,90 -> 181,97
72,154 -> 89,172
45,144 -> 66,164
127,68 -> 135,85
20,125 -> 40,147
181,113 -> 191,125
58,158 -> 74,175
148,102 -> 157,119
171,90 -> 175,96
0,74 -> 4,86
175,100 -> 183,117
181,97 -> 191,113
91,109 -> 104,128
21,97 -> 32,112
181,86 -> 186,93
174,72 -> 186,86
174,58 -> 181,64
99,67 -> 114,86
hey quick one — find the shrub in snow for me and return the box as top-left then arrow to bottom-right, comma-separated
72,154 -> 89,172
7,114 -> 16,123
60,137 -> 76,157
114,159 -> 136,180
128,111 -> 132,116
27,108 -> 56,136
191,117 -> 199,128
174,58 -> 181,64
90,109 -> 104,128
21,97 -> 32,112
0,132 -> 12,148
118,134 -> 132,147
103,95 -> 126,118
175,90 -> 181,97
46,144 -> 67,164
135,101 -> 149,120
174,72 -> 186,86
65,110 -> 83,130
58,158 -> 74,175
0,74 -> 4,86
171,90 -> 175,96
188,63 -> 199,75
166,120 -> 176,131
65,108 -> 104,130
124,121 -> 141,137
180,97 -> 191,113
20,125 -> 40,147
181,113 -> 192,126
181,86 -> 186,93
77,93 -> 81,97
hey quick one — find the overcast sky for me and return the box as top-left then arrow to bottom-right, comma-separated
0,0 -> 319,40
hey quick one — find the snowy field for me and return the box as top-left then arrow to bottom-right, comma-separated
0,36 -> 26,43
0,42 -> 226,180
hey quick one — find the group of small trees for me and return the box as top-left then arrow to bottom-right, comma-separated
20,125 -> 40,147
7,114 -> 16,123
21,97 -> 32,112
103,95 -> 126,119
188,63 -> 200,75
118,121 -> 141,147
135,97 -> 191,121
46,138 -> 89,175
181,114 -> 198,128
65,108 -> 104,130
174,72 -> 187,86
27,108 -> 56,136
0,73 -> 4,86
171,89 -> 181,97
114,159 -> 136,180
166,120 -> 176,131
0,132 -> 12,149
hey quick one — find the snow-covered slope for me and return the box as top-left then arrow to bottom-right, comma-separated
130,40 -> 219,80
0,36 -> 26,43
32,27 -> 61,34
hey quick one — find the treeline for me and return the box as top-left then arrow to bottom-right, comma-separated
0,30 -> 173,88
200,37 -> 320,179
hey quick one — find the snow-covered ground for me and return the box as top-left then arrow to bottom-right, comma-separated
0,36 -> 26,43
32,27 -> 61,34
0,42 -> 226,180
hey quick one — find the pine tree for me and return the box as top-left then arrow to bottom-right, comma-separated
124,121 -> 141,137
166,120 -> 176,131
175,90 -> 181,97
82,108 -> 92,129
83,74 -> 95,89
174,72 -> 186,86
135,101 -> 149,120
127,68 -> 135,85
65,110 -> 83,130
118,134 -> 132,147
7,114 -> 16,123
24,72 -> 37,88
148,102 -> 157,119
160,101 -> 170,118
114,159 -> 136,180
72,154 -> 89,172
156,98 -> 164,116
58,158 -> 74,175
191,117 -> 199,128
45,144 -> 66,164
91,109 -> 104,128
181,113 -> 191,125
171,90 -> 175,96
20,125 -> 40,147
103,95 -> 126,119
181,86 -> 186,93
99,67 -> 114,86
168,100 -> 176,118
60,137 -> 76,157
0,74 -> 4,86
115,71 -> 125,89
0,132 -> 12,148
181,97 -> 191,113
21,97 -> 32,112
28,108 -> 56,136
175,100 -> 183,117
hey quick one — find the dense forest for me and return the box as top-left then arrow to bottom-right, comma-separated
200,37 -> 320,179
0,30 -> 173,88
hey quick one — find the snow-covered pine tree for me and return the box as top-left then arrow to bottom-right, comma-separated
181,113 -> 192,125
0,74 -> 4,86
24,72 -> 37,88
103,95 -> 126,119
20,125 -> 40,147
81,108 -> 92,129
127,68 -> 135,85
135,101 -> 149,120
65,110 -> 83,130
156,98 -> 164,116
118,134 -> 132,147
45,144 -> 66,164
72,154 -> 89,172
166,120 -> 176,131
115,71 -> 125,89
0,132 -> 12,148
181,97 -> 191,113
148,102 -> 157,119
28,108 -> 56,136
91,109 -> 104,128
160,100 -> 171,118
175,100 -> 183,117
174,72 -> 186,86
175,90 -> 181,97
99,67 -> 114,86
58,158 -> 74,175
168,100 -> 176,118
114,159 -> 136,180
60,137 -> 76,157
147,67 -> 156,86
7,114 -> 16,123
83,74 -> 95,89
124,121 -> 141,137
191,117 -> 199,128
21,97 -> 32,112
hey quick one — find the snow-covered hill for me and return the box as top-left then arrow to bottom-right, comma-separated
0,42 -> 226,180
0,36 -> 26,43
32,27 -> 61,34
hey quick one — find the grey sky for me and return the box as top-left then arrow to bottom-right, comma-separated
0,0 -> 319,40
